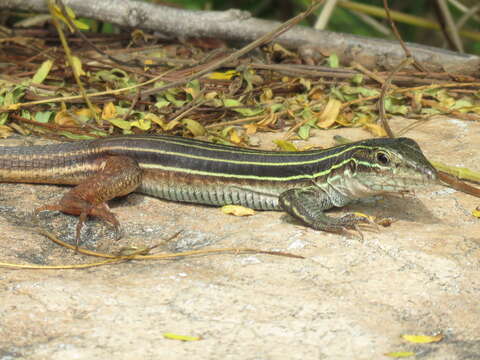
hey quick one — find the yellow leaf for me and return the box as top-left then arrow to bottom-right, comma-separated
182,119 -> 205,137
144,59 -> 154,65
74,108 -> 94,118
101,102 -> 117,120
384,351 -> 415,358
131,117 -> 151,131
221,205 -> 255,217
207,70 -> 239,80
0,125 -> 13,138
401,334 -> 443,344
317,97 -> 341,129
32,59 -> 53,84
6,104 -> 20,110
472,209 -> 480,218
363,123 -> 388,137
108,118 -> 132,130
144,113 -> 166,127
229,129 -> 242,144
243,123 -> 257,135
274,140 -> 298,152
71,56 -> 85,76
54,110 -> 78,126
163,333 -> 201,341
164,119 -> 180,131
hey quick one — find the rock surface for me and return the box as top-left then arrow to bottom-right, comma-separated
1,117 -> 479,359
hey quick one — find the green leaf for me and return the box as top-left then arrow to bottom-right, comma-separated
154,98 -> 170,109
327,54 -> 339,68
270,103 -> 284,112
108,118 -> 132,130
34,111 -> 54,123
351,74 -> 364,85
384,97 -> 408,115
32,59 -> 53,84
273,140 -> 298,151
232,107 -> 264,117
223,99 -> 242,107
165,92 -> 186,107
298,124 -> 311,140
131,117 -> 151,131
341,85 -> 379,97
182,118 -> 205,136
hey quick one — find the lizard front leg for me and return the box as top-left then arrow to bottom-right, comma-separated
36,155 -> 142,247
278,187 -> 369,235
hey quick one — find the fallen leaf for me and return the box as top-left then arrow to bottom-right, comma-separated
229,129 -> 242,144
401,334 -> 443,344
221,205 -> 255,217
163,333 -> 201,341
472,208 -> 480,218
31,59 -> 53,84
317,97 -> 341,129
71,56 -> 85,76
274,140 -> 298,152
101,102 -> 117,120
54,110 -> 77,126
182,118 -> 205,137
327,54 -> 339,68
208,70 -> 239,80
363,123 -> 388,137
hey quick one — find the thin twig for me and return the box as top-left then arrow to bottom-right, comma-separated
377,57 -> 414,138
48,0 -> 99,123
57,0 -> 142,68
382,0 -> 428,73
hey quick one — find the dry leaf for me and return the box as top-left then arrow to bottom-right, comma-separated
163,333 -> 201,341
229,129 -> 242,144
182,119 -> 205,137
473,208 -> 480,218
274,140 -> 298,152
363,123 -> 388,137
0,125 -> 13,138
101,102 -> 117,120
31,59 -> 53,84
208,70 -> 239,80
221,205 -> 255,217
317,97 -> 341,129
401,334 -> 443,344
71,56 -> 85,76
54,110 -> 77,126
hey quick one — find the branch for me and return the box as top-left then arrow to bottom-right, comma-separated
3,0 -> 480,74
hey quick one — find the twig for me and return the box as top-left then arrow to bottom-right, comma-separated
382,0 -> 428,73
377,57 -> 414,138
57,0 -> 142,68
435,0 -> 464,52
48,0 -> 99,123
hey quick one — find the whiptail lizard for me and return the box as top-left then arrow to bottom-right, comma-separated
0,135 -> 438,245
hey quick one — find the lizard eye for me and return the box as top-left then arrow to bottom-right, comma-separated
376,151 -> 390,165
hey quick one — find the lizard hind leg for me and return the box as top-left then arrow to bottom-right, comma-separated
35,155 -> 142,248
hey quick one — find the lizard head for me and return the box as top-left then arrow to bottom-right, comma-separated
346,137 -> 439,195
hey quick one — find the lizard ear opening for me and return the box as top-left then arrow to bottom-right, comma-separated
348,159 -> 357,173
